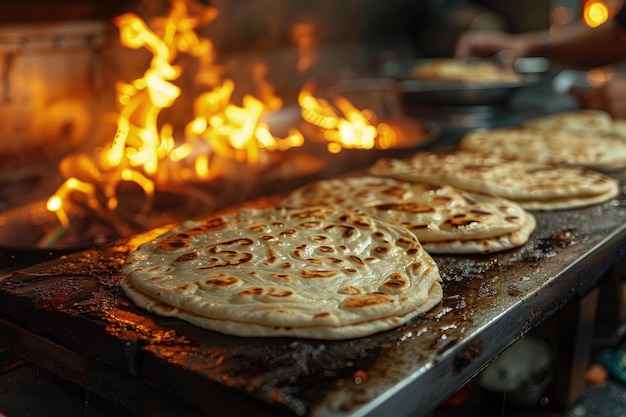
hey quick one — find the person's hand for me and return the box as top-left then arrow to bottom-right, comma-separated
569,77 -> 626,120
453,31 -> 537,66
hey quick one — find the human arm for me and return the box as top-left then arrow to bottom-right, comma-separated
454,18 -> 626,69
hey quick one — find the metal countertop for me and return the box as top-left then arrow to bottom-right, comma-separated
1,171 -> 625,417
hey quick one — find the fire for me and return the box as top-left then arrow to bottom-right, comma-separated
46,0 -> 301,230
45,0 -> 402,243
298,83 -> 398,153
186,78 -> 304,165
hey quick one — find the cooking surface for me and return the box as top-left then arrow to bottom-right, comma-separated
1,172 -> 626,417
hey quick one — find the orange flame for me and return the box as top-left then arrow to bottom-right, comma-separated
45,0 -> 400,241
293,22 -> 318,73
185,77 -> 304,165
298,83 -> 397,153
46,0 -> 304,231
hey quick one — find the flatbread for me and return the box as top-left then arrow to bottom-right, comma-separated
523,110 -> 626,140
612,119 -> 626,137
369,152 -> 619,210
122,206 -> 442,339
460,126 -> 626,171
421,212 -> 535,254
281,176 -> 534,253
522,109 -> 613,133
410,58 -> 521,84
120,278 -> 443,339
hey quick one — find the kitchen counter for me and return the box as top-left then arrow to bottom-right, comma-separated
1,167 -> 626,417
1,75 -> 623,417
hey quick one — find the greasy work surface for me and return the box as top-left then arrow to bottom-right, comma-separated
1,177 -> 626,417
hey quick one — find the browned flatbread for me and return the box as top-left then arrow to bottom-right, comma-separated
460,126 -> 626,171
411,58 -> 521,84
369,152 -> 619,210
522,109 -> 613,133
282,176 -> 534,254
120,279 -> 444,339
421,212 -> 535,254
122,206 -> 443,339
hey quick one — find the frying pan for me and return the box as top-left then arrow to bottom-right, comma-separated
383,58 -> 544,106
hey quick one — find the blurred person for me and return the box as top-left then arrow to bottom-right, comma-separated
454,5 -> 626,119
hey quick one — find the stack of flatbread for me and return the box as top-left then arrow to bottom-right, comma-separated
460,125 -> 626,171
121,205 -> 443,339
370,151 -> 619,211
523,108 -> 626,139
281,176 -> 535,254
522,109 -> 614,133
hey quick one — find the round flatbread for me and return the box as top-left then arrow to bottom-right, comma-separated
460,126 -> 626,171
410,58 -> 521,84
281,176 -> 533,253
522,109 -> 613,133
122,206 -> 442,339
120,278 -> 443,339
421,211 -> 535,254
612,119 -> 626,137
369,152 -> 619,210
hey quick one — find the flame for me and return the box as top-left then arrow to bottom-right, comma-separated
293,22 -> 318,73
186,79 -> 304,164
298,83 -> 397,153
46,0 -> 304,233
45,0 -> 402,242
